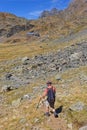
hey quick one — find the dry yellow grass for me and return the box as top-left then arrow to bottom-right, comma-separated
0,64 -> 87,130
0,29 -> 87,130
0,33 -> 87,62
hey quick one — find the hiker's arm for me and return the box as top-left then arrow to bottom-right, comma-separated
53,87 -> 56,93
40,89 -> 47,100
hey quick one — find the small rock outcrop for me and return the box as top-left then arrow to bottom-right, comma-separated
79,126 -> 87,130
5,73 -> 12,80
69,101 -> 85,112
22,57 -> 30,65
0,12 -> 34,39
1,85 -> 13,92
7,24 -> 34,37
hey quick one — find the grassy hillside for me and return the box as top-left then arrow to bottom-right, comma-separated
0,0 -> 87,130
0,30 -> 87,130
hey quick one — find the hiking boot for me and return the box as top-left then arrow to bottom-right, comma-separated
44,112 -> 50,117
54,111 -> 58,118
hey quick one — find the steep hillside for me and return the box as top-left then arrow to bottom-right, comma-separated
0,0 -> 87,129
65,0 -> 87,17
31,0 -> 87,39
0,39 -> 87,130
0,12 -> 34,42
0,0 -> 87,43
64,0 -> 87,26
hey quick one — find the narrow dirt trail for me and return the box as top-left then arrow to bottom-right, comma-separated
39,104 -> 70,130
43,113 -> 70,130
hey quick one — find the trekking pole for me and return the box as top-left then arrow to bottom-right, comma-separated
36,98 -> 41,109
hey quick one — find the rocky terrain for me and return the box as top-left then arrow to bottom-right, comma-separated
0,36 -> 87,130
0,41 -> 87,89
40,0 -> 87,19
0,0 -> 87,130
0,12 -> 34,42
31,0 -> 87,40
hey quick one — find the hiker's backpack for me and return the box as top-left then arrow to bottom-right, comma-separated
47,87 -> 55,103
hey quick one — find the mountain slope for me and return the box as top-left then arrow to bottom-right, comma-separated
0,0 -> 87,43
0,12 -> 34,41
31,0 -> 87,39
0,40 -> 87,130
0,0 -> 87,130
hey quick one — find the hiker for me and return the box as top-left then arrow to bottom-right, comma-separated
40,81 -> 58,117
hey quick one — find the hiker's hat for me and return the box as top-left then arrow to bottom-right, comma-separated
46,81 -> 52,85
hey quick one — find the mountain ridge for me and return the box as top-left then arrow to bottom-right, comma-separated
0,0 -> 87,43
0,12 -> 34,42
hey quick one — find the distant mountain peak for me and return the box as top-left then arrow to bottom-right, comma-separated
40,8 -> 60,18
0,0 -> 87,43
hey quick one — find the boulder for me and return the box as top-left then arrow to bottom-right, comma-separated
69,52 -> 83,61
22,57 -> 29,65
5,73 -> 12,80
67,123 -> 73,129
26,32 -> 40,37
79,126 -> 87,130
69,101 -> 85,112
21,94 -> 31,100
80,74 -> 87,82
55,74 -> 62,81
1,85 -> 13,92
